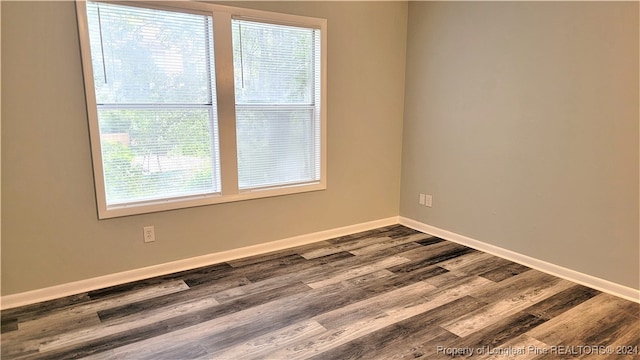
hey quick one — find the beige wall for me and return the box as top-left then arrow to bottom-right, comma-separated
1,1 -> 408,295
3,0 -> 639,297
400,1 -> 639,289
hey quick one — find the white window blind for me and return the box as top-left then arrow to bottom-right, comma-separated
78,1 -> 326,218
86,1 -> 220,206
232,20 -> 322,190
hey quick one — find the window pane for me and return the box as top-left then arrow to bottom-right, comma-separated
236,108 -> 319,189
98,109 -> 220,205
86,2 -> 214,104
232,19 -> 321,191
232,20 -> 316,104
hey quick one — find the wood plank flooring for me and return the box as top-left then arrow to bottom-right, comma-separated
1,225 -> 639,359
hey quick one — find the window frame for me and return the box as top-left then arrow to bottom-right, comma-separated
76,0 -> 327,219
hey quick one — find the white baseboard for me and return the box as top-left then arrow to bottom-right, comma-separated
4,215 -> 637,310
1,216 -> 399,310
399,216 -> 640,304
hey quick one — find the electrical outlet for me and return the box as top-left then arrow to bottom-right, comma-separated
425,195 -> 433,207
419,193 -> 426,205
143,226 -> 155,243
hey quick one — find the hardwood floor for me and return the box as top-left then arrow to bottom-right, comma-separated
1,225 -> 638,359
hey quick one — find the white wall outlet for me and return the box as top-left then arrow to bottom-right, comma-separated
425,195 -> 433,207
419,193 -> 426,205
143,226 -> 155,243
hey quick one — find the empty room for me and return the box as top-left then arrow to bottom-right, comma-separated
1,0 -> 638,359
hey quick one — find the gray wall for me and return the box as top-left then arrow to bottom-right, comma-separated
400,1 -> 639,289
1,1 -> 407,295
3,0 -> 639,296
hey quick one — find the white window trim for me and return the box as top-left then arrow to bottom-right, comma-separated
76,0 -> 327,219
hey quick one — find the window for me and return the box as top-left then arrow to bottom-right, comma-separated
76,1 -> 326,218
